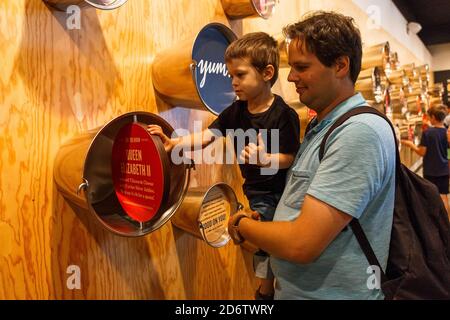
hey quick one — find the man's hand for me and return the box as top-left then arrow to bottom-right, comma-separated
239,133 -> 271,167
147,125 -> 177,152
227,210 -> 260,245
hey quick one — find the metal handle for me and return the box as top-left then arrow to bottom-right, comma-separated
190,61 -> 198,83
189,158 -> 196,170
77,179 -> 89,195
179,163 -> 192,203
199,222 -> 207,242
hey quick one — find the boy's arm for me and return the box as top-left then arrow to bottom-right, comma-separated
261,153 -> 295,169
400,140 -> 427,157
147,125 -> 217,152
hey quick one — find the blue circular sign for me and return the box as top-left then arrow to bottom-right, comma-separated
192,24 -> 237,115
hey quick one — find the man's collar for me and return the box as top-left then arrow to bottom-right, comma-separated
306,93 -> 367,135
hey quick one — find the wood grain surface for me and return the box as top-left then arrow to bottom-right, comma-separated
0,0 -> 430,299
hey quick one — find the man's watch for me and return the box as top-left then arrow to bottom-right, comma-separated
230,214 -> 248,244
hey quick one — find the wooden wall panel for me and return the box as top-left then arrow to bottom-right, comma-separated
0,0 -> 430,300
0,0 -> 255,300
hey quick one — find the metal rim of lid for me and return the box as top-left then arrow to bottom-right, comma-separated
43,0 -> 127,11
84,0 -> 128,10
250,0 -> 276,19
190,23 -> 238,116
81,111 -> 190,237
197,182 -> 241,248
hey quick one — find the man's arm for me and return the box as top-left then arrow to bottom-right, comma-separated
231,194 -> 352,264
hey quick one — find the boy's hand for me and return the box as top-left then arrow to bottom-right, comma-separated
239,133 -> 270,167
147,125 -> 176,152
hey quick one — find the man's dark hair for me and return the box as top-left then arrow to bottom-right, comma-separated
225,32 -> 279,86
283,11 -> 362,83
427,104 -> 448,122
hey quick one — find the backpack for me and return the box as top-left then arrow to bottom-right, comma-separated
316,106 -> 450,300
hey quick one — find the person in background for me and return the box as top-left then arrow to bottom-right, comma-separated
148,32 -> 300,300
443,104 -> 450,175
442,104 -> 450,128
402,104 -> 450,219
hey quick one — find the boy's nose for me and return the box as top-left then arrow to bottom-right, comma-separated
287,69 -> 298,82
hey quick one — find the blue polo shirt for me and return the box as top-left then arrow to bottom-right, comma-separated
271,93 -> 396,300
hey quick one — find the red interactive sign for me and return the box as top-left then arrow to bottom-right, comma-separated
111,123 -> 166,222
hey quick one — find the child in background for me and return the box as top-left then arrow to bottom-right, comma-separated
148,32 -> 300,299
402,104 -> 450,220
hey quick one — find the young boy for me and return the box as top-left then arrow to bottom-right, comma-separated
148,32 -> 300,299
402,104 -> 450,219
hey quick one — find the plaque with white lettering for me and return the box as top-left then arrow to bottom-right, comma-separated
198,186 -> 231,246
111,123 -> 169,222
192,24 -> 236,115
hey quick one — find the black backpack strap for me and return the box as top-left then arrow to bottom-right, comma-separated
349,220 -> 389,284
319,105 -> 398,285
319,106 -> 400,163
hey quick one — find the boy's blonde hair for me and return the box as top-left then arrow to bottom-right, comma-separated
225,32 -> 279,86
427,104 -> 448,122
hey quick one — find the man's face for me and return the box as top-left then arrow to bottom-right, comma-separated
226,58 -> 267,101
287,38 -> 338,112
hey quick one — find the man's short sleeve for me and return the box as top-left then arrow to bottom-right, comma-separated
307,118 -> 395,219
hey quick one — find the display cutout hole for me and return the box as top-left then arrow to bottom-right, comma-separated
54,112 -> 190,237
172,183 -> 243,248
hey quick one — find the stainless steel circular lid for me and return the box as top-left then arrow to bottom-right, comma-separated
198,183 -> 241,248
81,112 -> 190,237
191,23 -> 237,115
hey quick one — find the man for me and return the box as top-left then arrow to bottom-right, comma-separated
229,11 -> 396,299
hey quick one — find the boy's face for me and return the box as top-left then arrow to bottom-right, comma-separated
226,58 -> 268,101
287,38 -> 339,112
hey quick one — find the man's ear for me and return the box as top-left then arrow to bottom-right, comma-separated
335,56 -> 350,79
263,64 -> 275,82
